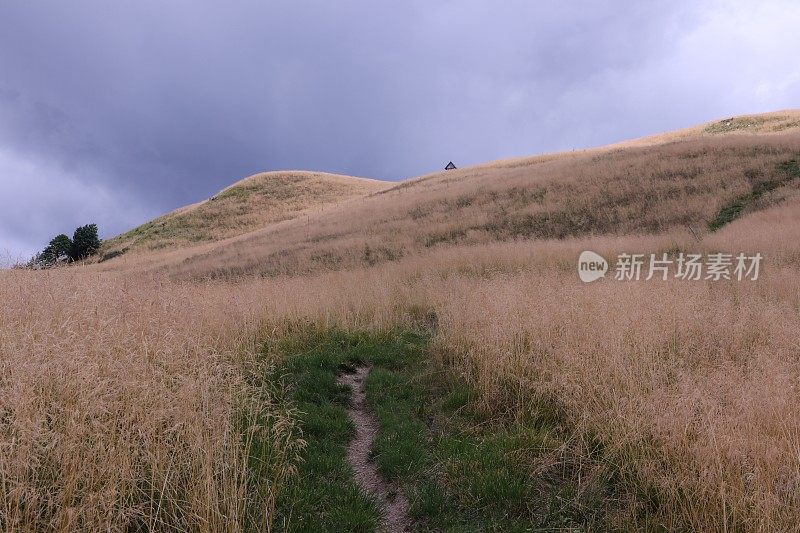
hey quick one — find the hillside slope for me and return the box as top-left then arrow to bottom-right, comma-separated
96,110 -> 800,277
17,109 -> 800,532
160,113 -> 800,279
102,171 -> 390,255
612,109 -> 800,148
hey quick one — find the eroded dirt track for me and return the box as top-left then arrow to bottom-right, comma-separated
338,367 -> 413,532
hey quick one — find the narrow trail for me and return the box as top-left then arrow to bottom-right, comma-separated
338,366 -> 413,533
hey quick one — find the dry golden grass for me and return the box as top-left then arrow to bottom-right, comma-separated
426,204 -> 800,530
0,271 -> 308,530
613,109 -> 800,148
114,129 -> 799,281
102,171 -> 389,254
4,110 -> 800,530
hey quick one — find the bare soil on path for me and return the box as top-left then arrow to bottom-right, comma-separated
338,366 -> 413,532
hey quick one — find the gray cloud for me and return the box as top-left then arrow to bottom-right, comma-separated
0,0 -> 798,258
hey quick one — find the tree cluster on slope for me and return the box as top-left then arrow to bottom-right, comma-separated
32,224 -> 102,267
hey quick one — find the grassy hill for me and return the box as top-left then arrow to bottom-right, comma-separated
99,109 -> 800,274
100,171 -> 390,257
14,110 -> 800,531
127,110 -> 800,279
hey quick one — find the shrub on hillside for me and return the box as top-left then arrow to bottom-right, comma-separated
38,234 -> 73,265
31,224 -> 102,268
69,224 -> 101,260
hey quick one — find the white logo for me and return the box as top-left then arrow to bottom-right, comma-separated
578,251 -> 608,283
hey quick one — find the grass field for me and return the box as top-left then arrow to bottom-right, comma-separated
3,111 -> 800,531
101,171 -> 389,256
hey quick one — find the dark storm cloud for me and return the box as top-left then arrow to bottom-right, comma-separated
1,0 -> 798,259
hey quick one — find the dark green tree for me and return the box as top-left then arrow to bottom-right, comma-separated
37,234 -> 73,266
49,234 -> 73,260
37,247 -> 55,266
69,224 -> 101,260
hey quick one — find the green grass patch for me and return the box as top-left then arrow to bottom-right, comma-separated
269,328 -> 427,532
364,347 -> 624,531
267,327 -> 636,531
98,247 -> 128,263
704,116 -> 772,134
709,159 -> 800,231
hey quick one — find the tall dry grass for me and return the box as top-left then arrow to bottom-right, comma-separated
0,271 -> 300,531
423,203 -> 800,530
10,205 -> 798,530
5,214 -> 800,530
5,115 -> 800,530
106,131 -> 798,282
432,270 -> 800,530
0,265 -> 433,530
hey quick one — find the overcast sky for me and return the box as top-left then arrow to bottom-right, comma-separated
1,0 -> 799,259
